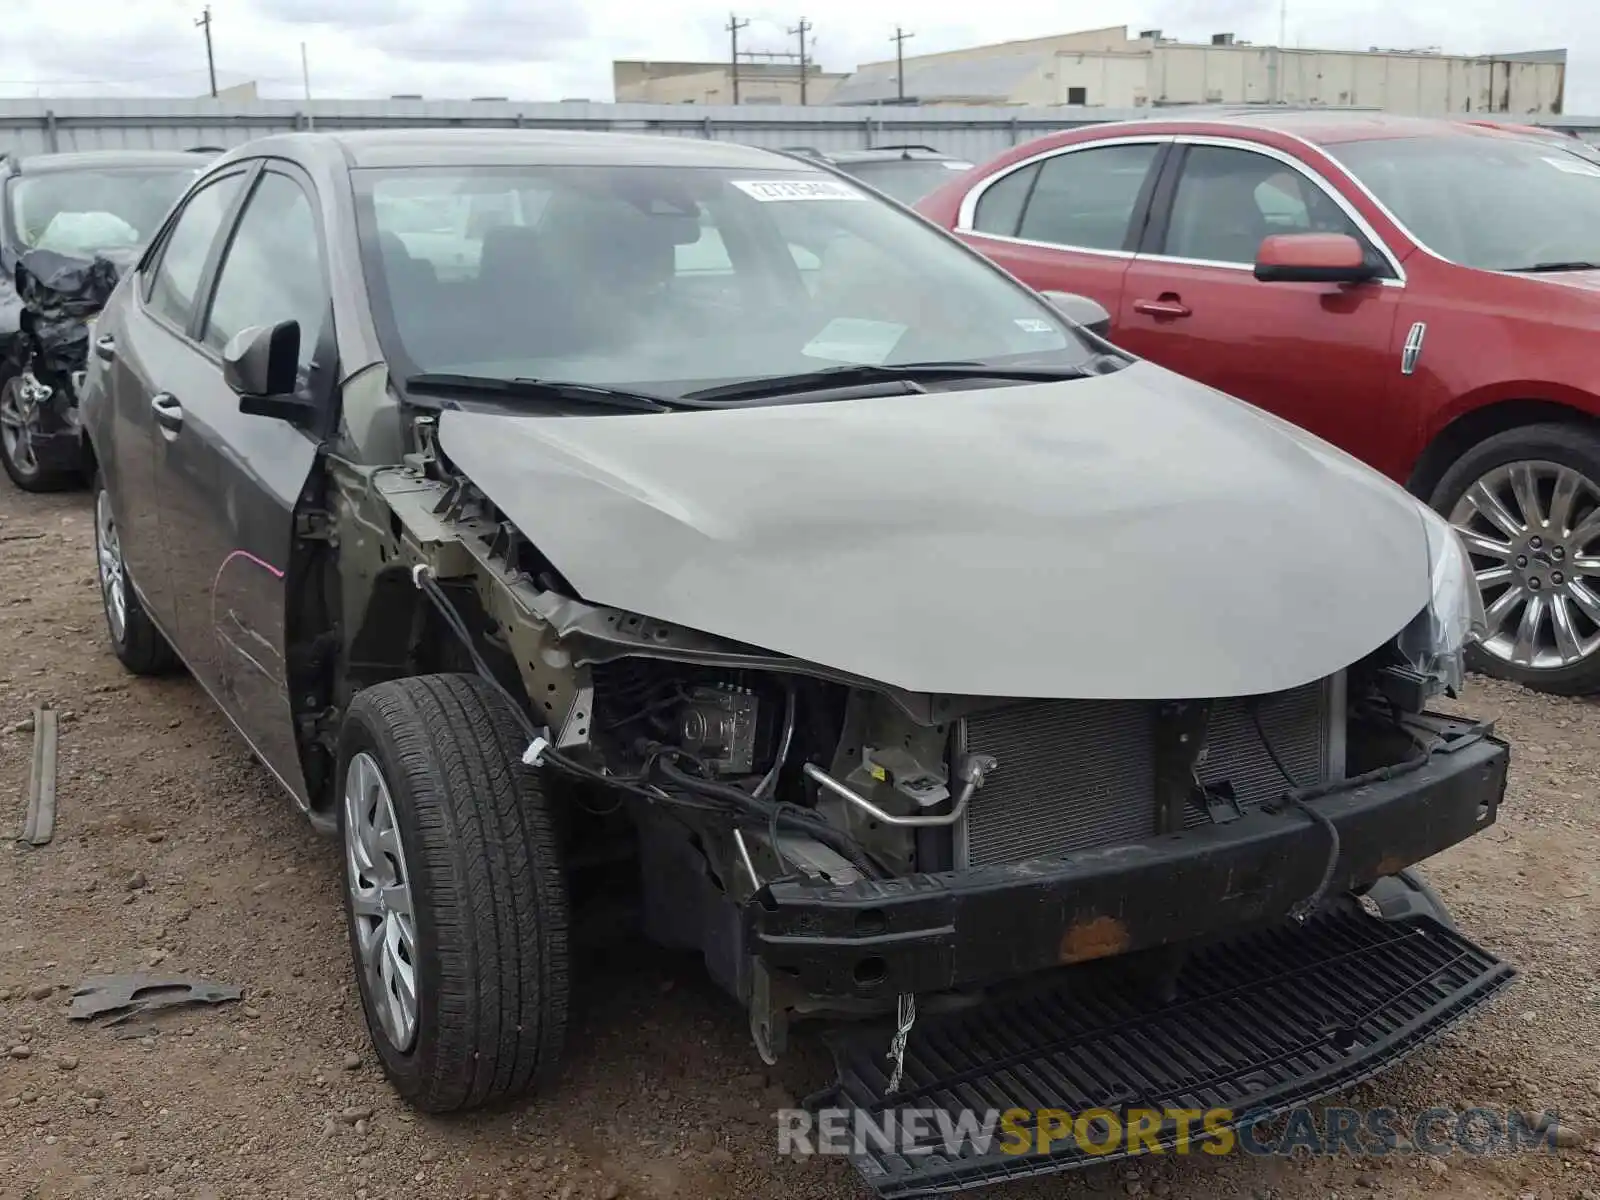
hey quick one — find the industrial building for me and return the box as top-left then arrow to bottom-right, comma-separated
613,60 -> 847,106
826,25 -> 1568,114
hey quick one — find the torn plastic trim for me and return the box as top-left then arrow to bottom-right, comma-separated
68,973 -> 242,1025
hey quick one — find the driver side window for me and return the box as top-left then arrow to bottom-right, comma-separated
1164,146 -> 1367,265
201,171 -> 327,369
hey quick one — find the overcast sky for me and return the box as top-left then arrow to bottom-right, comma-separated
1,0 -> 1595,111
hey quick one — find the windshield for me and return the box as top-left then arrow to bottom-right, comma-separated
7,167 -> 199,258
836,158 -> 976,205
354,164 -> 1094,399
1330,135 -> 1600,271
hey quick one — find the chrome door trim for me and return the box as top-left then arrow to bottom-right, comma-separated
956,130 -> 1409,288
960,231 -> 1136,261
955,134 -> 1173,236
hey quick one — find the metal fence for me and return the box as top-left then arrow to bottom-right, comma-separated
2,97 -> 1597,163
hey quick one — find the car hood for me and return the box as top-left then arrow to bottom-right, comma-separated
1513,268 -> 1600,296
436,361 -> 1432,700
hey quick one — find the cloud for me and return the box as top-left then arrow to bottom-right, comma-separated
246,0 -> 592,65
0,0 -> 1594,110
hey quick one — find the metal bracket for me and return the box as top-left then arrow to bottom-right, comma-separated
1154,700 -> 1212,833
749,958 -> 788,1066
293,508 -> 335,542
1203,782 -> 1245,825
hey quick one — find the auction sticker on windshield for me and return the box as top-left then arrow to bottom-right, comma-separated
732,179 -> 867,202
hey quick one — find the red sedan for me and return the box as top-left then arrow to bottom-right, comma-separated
918,114 -> 1600,694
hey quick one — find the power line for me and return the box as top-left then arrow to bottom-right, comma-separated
891,25 -> 914,102
726,13 -> 750,105
195,5 -> 217,98
788,16 -> 812,105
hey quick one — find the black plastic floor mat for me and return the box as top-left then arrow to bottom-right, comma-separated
821,910 -> 1515,1196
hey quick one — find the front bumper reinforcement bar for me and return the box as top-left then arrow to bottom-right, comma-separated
748,732 -> 1508,998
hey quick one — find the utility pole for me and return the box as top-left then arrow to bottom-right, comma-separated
789,17 -> 813,105
1278,0 -> 1286,48
726,13 -> 749,105
301,42 -> 314,129
891,26 -> 915,102
196,5 -> 217,98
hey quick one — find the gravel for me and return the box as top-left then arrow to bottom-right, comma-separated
2,486 -> 1597,1200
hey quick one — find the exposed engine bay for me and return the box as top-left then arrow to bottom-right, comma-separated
323,444 -> 1495,1070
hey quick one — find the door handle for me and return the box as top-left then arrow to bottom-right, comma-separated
150,393 -> 184,433
1132,297 -> 1192,320
94,334 -> 117,362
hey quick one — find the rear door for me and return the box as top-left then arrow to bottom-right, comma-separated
1116,140 -> 1404,467
104,167 -> 251,635
153,162 -> 332,803
956,139 -> 1169,323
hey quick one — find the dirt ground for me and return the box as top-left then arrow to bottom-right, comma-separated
2,480 -> 1599,1200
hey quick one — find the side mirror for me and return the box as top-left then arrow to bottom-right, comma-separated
224,321 -> 313,421
1254,233 -> 1379,284
1039,290 -> 1112,338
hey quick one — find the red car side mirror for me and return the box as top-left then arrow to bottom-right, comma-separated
1254,233 -> 1379,284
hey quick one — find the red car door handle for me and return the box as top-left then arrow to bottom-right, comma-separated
1133,297 -> 1192,319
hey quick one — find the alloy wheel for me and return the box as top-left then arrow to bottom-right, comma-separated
0,377 -> 40,478
95,490 -> 128,644
344,751 -> 421,1052
1448,459 -> 1600,670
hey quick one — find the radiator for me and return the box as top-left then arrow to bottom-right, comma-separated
959,678 -> 1338,867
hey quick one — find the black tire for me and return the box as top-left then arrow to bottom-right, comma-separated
92,472 -> 179,676
337,673 -> 570,1113
1429,421 -> 1600,695
0,373 -> 82,493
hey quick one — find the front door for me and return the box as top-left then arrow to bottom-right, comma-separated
1116,143 -> 1405,475
153,164 -> 332,803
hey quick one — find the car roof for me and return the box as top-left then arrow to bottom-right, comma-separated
1060,110 -> 1531,148
224,129 -> 807,172
10,149 -> 208,175
824,146 -> 965,164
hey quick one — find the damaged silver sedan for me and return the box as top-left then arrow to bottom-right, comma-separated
80,129 -> 1512,1193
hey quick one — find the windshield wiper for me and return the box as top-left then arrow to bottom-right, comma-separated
681,360 -> 1099,403
1504,261 -> 1600,273
404,372 -> 681,413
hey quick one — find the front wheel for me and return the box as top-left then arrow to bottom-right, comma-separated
0,373 -> 81,492
1431,422 -> 1600,695
337,673 -> 570,1112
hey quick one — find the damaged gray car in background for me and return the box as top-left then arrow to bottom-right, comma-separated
80,129 -> 1514,1195
0,149 -> 205,490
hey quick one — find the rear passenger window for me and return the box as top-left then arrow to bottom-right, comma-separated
971,163 -> 1040,237
1015,144 -> 1160,251
145,173 -> 245,331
